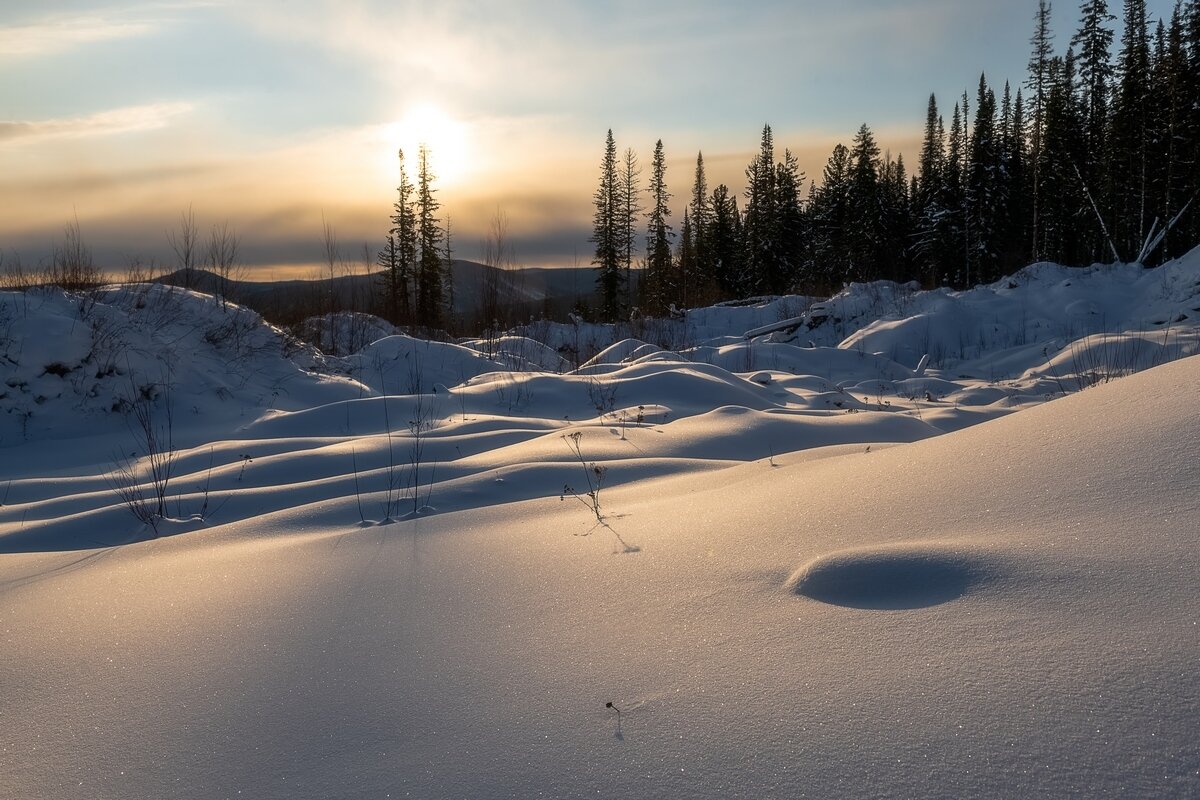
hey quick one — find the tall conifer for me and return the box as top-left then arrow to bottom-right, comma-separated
591,130 -> 623,320
415,144 -> 443,328
644,139 -> 673,314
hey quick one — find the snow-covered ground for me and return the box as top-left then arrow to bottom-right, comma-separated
2,251 -> 1199,798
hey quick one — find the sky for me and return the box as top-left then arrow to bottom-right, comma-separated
0,0 -> 1181,275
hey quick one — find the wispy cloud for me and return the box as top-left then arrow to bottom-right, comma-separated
0,14 -> 156,57
0,103 -> 193,144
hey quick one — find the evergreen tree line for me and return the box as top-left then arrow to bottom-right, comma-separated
591,0 -> 1200,321
377,144 -> 455,329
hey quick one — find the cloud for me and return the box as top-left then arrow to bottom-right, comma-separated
0,15 -> 155,57
0,1 -> 228,57
0,102 -> 193,144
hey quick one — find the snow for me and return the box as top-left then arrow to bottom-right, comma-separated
296,311 -> 400,356
2,249 -> 1199,798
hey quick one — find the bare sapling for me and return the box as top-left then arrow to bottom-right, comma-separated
351,445 -> 366,524
560,431 -> 606,524
377,363 -> 405,521
407,387 -> 438,515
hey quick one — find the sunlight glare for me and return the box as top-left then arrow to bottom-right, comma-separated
380,104 -> 471,187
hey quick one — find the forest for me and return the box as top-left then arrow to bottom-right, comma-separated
580,0 -> 1200,320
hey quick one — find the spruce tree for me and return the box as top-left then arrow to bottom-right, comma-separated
443,213 -> 455,324
915,95 -> 945,215
878,152 -> 911,282
913,96 -> 946,285
380,148 -> 416,325
1146,6 -> 1191,260
775,150 -> 807,291
847,123 -> 883,282
689,152 -> 713,301
591,130 -> 623,321
995,82 -> 1018,271
1039,53 -> 1089,263
1002,90 -> 1032,273
809,143 -> 853,289
938,103 -> 969,285
644,139 -> 673,314
377,233 -> 400,320
1185,0 -> 1200,246
1110,0 -> 1152,258
1027,0 -> 1055,260
415,144 -> 444,328
619,147 -> 642,304
967,74 -> 1003,283
1072,0 -> 1116,260
743,124 -> 779,294
709,185 -> 745,298
677,209 -> 695,306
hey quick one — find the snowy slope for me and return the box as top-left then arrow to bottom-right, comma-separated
510,250 -> 1200,377
1,352 -> 1196,799
2,253 -> 1199,798
0,284 -> 363,447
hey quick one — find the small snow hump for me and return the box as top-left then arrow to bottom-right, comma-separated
788,544 -> 988,610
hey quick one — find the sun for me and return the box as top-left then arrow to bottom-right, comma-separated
380,104 -> 472,187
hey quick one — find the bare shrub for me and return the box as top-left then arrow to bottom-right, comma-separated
205,221 -> 243,307
106,370 -> 176,536
49,218 -> 101,291
167,207 -> 200,288
586,374 -> 618,418
0,251 -> 31,291
122,255 -> 162,285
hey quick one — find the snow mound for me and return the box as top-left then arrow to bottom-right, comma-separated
459,335 -> 570,372
788,543 -> 995,609
685,340 -> 914,382
579,337 -> 659,368
342,334 -> 504,393
0,284 -> 360,445
837,254 -> 1200,373
297,312 -> 399,356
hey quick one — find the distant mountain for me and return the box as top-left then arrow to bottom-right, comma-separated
156,260 -> 626,326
